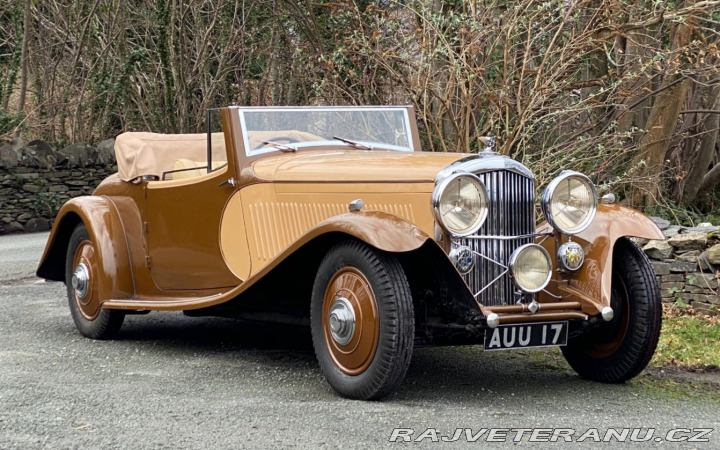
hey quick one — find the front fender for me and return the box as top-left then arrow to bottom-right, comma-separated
243,210 -> 432,278
539,204 -> 663,314
309,211 -> 431,252
36,196 -> 134,301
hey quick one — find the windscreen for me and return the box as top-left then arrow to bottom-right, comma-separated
238,107 -> 414,156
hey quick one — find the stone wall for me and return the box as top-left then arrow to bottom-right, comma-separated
641,218 -> 720,314
0,137 -> 117,234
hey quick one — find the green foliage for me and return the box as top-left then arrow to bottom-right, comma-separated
673,299 -> 688,309
653,304 -> 720,369
0,3 -> 23,109
0,110 -> 24,136
644,202 -> 720,228
29,192 -> 61,218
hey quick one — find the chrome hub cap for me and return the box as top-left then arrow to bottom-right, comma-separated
328,297 -> 356,345
72,263 -> 90,299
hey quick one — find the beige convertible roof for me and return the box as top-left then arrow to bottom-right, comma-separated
115,132 -> 223,181
115,129 -> 328,181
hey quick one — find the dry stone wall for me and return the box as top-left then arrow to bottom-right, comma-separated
641,217 -> 720,314
0,138 -> 116,234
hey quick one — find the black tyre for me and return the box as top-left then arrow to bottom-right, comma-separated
65,223 -> 125,339
561,238 -> 662,383
311,240 -> 414,400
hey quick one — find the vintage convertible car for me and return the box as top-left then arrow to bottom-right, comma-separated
37,106 -> 663,400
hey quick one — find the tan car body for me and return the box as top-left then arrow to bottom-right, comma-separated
37,106 -> 663,328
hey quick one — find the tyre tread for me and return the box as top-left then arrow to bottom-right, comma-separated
65,224 -> 125,340
310,240 -> 414,400
562,238 -> 662,383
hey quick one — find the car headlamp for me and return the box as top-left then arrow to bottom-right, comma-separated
508,244 -> 552,293
432,173 -> 488,237
541,171 -> 597,235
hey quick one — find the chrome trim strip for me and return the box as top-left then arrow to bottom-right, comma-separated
471,249 -> 508,269
463,232 -> 552,241
436,154 -> 534,185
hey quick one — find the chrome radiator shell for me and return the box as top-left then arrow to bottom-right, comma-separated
437,155 -> 536,307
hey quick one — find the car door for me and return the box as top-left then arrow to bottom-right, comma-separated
143,113 -> 241,291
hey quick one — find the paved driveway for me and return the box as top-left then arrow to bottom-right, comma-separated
0,233 -> 718,448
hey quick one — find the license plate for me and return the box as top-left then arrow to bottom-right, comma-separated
484,321 -> 568,350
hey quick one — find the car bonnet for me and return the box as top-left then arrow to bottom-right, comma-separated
251,150 -> 468,183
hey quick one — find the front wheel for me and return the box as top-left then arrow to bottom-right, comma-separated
562,238 -> 662,383
65,223 -> 125,339
311,240 -> 414,400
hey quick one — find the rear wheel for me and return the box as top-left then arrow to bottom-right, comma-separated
561,238 -> 661,382
311,240 -> 414,400
65,223 -> 125,339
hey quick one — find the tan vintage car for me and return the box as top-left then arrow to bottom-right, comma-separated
37,106 -> 663,400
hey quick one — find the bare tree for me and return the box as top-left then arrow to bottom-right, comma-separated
3,0 -> 720,216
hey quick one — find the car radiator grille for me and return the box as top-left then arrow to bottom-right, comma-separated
457,170 -> 535,306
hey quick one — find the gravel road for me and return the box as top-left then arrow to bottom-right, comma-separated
1,232 -> 718,449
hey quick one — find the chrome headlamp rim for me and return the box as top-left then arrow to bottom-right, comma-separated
508,243 -> 553,293
541,170 -> 597,236
431,172 -> 489,237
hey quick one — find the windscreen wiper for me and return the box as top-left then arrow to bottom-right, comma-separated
332,136 -> 373,150
261,141 -> 297,152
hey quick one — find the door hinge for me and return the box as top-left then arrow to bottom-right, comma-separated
145,255 -> 152,269
143,221 -> 149,235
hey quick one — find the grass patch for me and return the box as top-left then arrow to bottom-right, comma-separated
652,303 -> 720,369
634,374 -> 720,402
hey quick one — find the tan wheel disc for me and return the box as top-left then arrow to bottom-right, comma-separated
71,240 -> 101,320
322,267 -> 379,375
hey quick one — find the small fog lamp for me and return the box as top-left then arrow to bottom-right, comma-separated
557,241 -> 584,272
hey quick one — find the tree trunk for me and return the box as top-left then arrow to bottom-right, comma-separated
680,85 -> 720,204
16,0 -> 31,127
698,160 -> 720,196
629,9 -> 695,207
615,28 -> 657,137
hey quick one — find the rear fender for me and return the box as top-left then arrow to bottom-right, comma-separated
36,196 -> 134,301
539,204 -> 664,314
